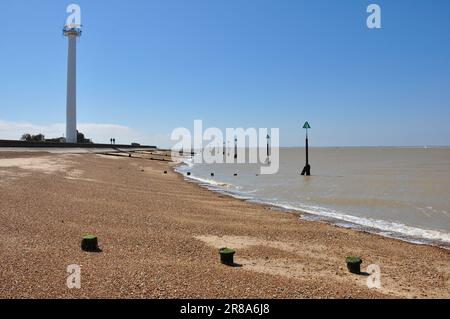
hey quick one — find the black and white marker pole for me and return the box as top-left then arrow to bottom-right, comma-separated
234,138 -> 238,159
265,134 -> 272,165
301,122 -> 311,176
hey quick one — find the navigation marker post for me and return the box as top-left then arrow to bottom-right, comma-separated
301,122 -> 311,176
265,134 -> 271,165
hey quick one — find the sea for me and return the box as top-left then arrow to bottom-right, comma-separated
175,147 -> 450,248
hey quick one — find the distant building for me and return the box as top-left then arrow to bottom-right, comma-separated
39,131 -> 92,144
77,131 -> 93,144
45,137 -> 67,143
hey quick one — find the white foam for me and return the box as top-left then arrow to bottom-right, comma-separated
272,202 -> 450,245
181,157 -> 194,168
185,174 -> 235,189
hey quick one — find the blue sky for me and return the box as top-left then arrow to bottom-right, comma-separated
1,0 -> 449,147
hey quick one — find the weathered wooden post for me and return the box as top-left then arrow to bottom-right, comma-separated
219,248 -> 236,266
346,257 -> 363,274
301,122 -> 311,176
81,235 -> 100,252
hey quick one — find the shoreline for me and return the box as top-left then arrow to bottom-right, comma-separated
0,151 -> 449,298
174,162 -> 450,251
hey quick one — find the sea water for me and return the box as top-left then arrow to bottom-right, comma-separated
176,147 -> 450,248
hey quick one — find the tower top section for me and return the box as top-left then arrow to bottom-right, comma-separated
63,26 -> 82,37
64,4 -> 82,37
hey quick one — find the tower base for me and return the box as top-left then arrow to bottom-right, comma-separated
301,164 -> 311,176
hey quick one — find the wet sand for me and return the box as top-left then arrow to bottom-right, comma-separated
0,151 -> 449,298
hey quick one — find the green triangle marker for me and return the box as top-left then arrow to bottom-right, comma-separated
303,121 -> 311,129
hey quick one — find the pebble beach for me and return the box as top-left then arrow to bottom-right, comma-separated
0,151 -> 449,299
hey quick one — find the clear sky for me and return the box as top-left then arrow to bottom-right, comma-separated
1,0 -> 449,147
